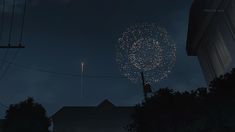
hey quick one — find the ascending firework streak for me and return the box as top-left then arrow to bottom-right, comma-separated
81,62 -> 84,97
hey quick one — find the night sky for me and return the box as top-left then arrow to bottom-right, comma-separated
0,0 -> 206,117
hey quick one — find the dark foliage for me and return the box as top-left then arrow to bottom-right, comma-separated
3,97 -> 51,132
127,69 -> 235,132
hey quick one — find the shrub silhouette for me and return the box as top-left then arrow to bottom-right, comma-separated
3,97 -> 51,132
128,69 -> 235,132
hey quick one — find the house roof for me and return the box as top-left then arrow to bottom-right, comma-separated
51,100 -> 134,119
98,99 -> 115,109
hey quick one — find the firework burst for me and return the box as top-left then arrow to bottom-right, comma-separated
117,23 -> 176,84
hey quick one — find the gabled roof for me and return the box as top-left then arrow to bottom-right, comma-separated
98,99 -> 115,109
52,100 -> 134,119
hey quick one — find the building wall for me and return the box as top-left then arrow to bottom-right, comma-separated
186,0 -> 235,84
197,23 -> 232,82
189,0 -> 235,84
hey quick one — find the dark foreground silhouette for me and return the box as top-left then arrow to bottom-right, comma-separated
127,69 -> 235,132
2,69 -> 235,132
3,98 -> 51,132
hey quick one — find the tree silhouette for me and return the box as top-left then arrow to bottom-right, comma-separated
127,69 -> 235,132
3,97 -> 51,132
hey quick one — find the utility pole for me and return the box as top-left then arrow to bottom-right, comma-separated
141,72 -> 147,101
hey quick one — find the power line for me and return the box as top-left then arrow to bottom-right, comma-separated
0,0 -> 5,40
19,64 -> 127,79
0,0 -> 6,65
0,58 -> 127,79
0,0 -> 27,81
0,0 -> 126,80
8,0 -> 16,45
0,48 -> 9,75
0,0 -> 16,81
19,0 -> 27,44
0,0 -> 9,81
0,0 -> 25,48
0,49 -> 20,81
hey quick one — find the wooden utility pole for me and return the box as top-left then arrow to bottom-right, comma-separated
141,72 -> 147,101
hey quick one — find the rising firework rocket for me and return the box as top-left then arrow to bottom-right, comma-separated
81,62 -> 84,97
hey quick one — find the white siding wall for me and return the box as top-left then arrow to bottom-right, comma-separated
197,22 -> 233,84
198,40 -> 216,83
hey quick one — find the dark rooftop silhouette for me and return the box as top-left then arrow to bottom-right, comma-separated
52,100 -> 134,132
98,99 -> 115,109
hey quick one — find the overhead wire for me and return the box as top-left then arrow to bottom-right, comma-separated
8,0 -> 16,45
0,0 -> 5,40
0,0 -> 126,80
0,0 -> 9,111
0,49 -> 20,81
0,0 -> 7,73
0,0 -> 16,81
19,0 -> 27,44
0,0 -> 9,80
0,58 -> 127,79
0,0 -> 26,81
